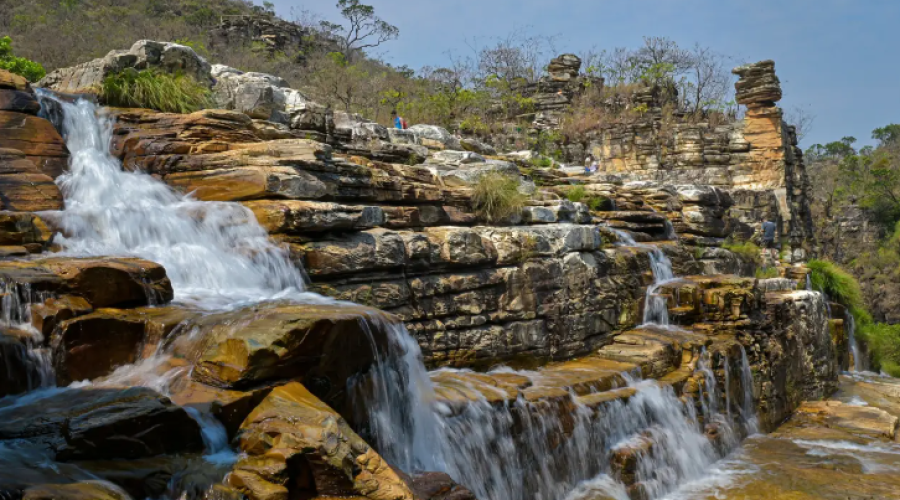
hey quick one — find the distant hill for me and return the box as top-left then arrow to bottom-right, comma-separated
0,0 -> 261,72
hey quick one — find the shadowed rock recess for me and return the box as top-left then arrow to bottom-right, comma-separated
0,34 -> 892,500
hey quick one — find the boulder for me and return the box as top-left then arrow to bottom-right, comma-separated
185,303 -> 401,410
0,148 -> 64,211
0,387 -> 203,461
408,124 -> 462,151
211,65 -> 308,122
547,54 -> 582,82
39,40 -> 212,95
459,137 -> 497,156
0,69 -> 30,91
228,382 -> 415,500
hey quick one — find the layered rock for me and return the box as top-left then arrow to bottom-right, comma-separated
229,382 -> 415,500
38,40 -> 212,95
0,69 -> 69,179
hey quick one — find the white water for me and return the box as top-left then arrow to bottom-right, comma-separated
38,93 -> 318,310
609,228 -> 676,327
738,346 -> 759,435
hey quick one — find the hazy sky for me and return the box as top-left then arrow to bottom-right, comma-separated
271,0 -> 900,148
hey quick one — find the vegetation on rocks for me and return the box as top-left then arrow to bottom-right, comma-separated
722,238 -> 762,265
471,172 -> 528,222
100,68 -> 212,113
0,36 -> 45,82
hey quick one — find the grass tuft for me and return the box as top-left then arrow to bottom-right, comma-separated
807,259 -> 870,323
472,172 -> 528,223
100,68 -> 212,114
722,239 -> 762,265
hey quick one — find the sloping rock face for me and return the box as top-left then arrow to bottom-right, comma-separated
0,387 -> 203,461
229,382 -> 415,500
38,40 -> 212,95
0,69 -> 69,180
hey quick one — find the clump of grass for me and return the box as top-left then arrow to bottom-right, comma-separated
722,238 -> 762,265
807,259 -> 869,323
566,186 -> 587,203
857,323 -> 900,377
472,172 -> 528,222
100,68 -> 212,113
755,267 -> 781,279
565,186 -> 607,211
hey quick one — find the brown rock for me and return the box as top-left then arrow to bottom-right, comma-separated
31,295 -> 93,337
186,303 -> 397,411
245,199 -> 385,235
733,60 -> 782,108
229,382 -> 414,500
0,69 -> 29,91
23,481 -> 131,500
0,111 -> 69,178
0,210 -> 54,247
35,257 -> 174,308
0,89 -> 41,114
0,386 -> 203,461
0,148 -> 64,211
53,306 -> 198,385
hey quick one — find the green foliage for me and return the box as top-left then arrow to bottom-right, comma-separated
566,186 -> 587,203
856,323 -> 900,377
529,156 -> 553,168
722,239 -> 762,265
471,172 -> 528,223
0,36 -> 46,82
100,68 -> 212,113
755,267 -> 781,279
807,259 -> 870,324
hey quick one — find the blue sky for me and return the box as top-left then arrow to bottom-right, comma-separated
272,0 -> 900,148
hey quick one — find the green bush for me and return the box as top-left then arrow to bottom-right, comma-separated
100,68 -> 212,114
722,239 -> 762,265
472,172 -> 528,222
857,323 -> 900,377
807,259 -> 870,323
755,267 -> 781,279
566,186 -> 586,203
0,36 -> 46,82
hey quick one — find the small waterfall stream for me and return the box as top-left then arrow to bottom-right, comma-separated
607,228 -> 676,327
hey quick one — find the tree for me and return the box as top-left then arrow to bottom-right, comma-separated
785,105 -> 816,143
873,124 -> 900,146
320,0 -> 398,61
0,36 -> 45,82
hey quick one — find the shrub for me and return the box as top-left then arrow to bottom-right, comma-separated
100,68 -> 212,113
722,239 -> 762,265
755,267 -> 781,279
857,323 -> 900,377
586,196 -> 607,211
807,259 -> 870,323
471,172 -> 528,223
0,36 -> 46,82
566,186 -> 586,203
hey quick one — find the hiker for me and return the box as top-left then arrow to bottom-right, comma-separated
584,155 -> 594,175
761,218 -> 778,258
391,111 -> 408,130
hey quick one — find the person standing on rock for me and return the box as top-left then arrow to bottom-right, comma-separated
762,218 -> 778,258
391,110 -> 408,130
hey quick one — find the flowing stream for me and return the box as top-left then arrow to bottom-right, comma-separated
12,95 -> 770,500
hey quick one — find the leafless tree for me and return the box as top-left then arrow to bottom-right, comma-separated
786,105 -> 816,143
684,44 -> 731,113
320,0 -> 399,61
467,29 -> 559,84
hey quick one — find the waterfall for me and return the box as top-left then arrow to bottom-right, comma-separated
739,345 -> 759,435
0,280 -> 54,391
608,228 -> 676,327
37,92 -> 313,309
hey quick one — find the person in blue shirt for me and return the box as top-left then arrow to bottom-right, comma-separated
762,218 -> 777,258
391,111 -> 407,130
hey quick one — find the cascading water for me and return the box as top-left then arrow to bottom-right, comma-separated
845,310 -> 868,372
37,92 -> 315,309
608,228 -> 676,327
738,346 -> 759,435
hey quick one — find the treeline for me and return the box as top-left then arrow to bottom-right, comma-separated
806,125 -> 900,374
1,0 -> 756,139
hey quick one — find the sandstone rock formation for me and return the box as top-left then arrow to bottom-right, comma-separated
0,69 -> 69,180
